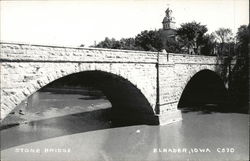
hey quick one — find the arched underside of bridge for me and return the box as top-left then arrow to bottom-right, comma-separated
178,69 -> 228,112
6,71 -> 159,125
1,61 -> 158,123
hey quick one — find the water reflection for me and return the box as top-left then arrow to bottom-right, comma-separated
1,109 -> 113,150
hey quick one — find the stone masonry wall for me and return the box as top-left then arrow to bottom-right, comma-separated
0,42 -> 221,124
157,53 -> 221,116
0,43 -> 159,120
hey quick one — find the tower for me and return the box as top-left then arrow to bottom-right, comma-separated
162,8 -> 175,30
161,7 -> 177,51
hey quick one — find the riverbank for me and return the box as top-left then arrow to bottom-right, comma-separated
1,87 -> 111,129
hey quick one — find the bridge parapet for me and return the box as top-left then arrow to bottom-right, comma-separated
159,52 -> 220,65
1,42 -> 221,65
0,42 -> 158,63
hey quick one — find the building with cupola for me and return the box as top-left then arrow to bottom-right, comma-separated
161,8 -> 178,51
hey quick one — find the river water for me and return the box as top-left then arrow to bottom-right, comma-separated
1,88 -> 249,161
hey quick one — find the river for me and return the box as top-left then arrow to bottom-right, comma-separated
1,87 -> 249,161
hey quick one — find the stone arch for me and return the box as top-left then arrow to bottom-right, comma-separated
178,69 -> 228,111
45,70 -> 157,125
1,63 -> 158,124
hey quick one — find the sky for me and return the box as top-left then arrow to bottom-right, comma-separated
0,0 -> 249,47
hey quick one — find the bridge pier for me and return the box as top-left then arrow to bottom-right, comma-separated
157,104 -> 182,125
155,52 -> 183,125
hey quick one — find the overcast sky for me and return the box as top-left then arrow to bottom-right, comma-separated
0,0 -> 248,47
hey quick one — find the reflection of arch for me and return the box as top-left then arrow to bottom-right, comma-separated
35,71 -> 158,125
178,69 -> 228,111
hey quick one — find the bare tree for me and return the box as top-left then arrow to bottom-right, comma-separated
213,28 -> 234,56
213,28 -> 233,43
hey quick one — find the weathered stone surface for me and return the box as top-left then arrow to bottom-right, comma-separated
0,42 -> 224,125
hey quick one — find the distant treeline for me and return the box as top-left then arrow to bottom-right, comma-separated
87,22 -> 247,57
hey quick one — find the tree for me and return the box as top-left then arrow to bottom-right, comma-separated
214,28 -> 233,43
199,33 -> 216,55
119,38 -> 138,50
177,21 -> 208,54
163,37 -> 182,53
94,37 -> 122,49
235,25 -> 249,57
213,28 -> 234,56
229,25 -> 249,110
135,30 -> 163,51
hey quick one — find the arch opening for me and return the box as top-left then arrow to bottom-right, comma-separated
36,71 -> 157,126
178,70 -> 229,113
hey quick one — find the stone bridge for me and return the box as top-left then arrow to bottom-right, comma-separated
0,42 -> 227,125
